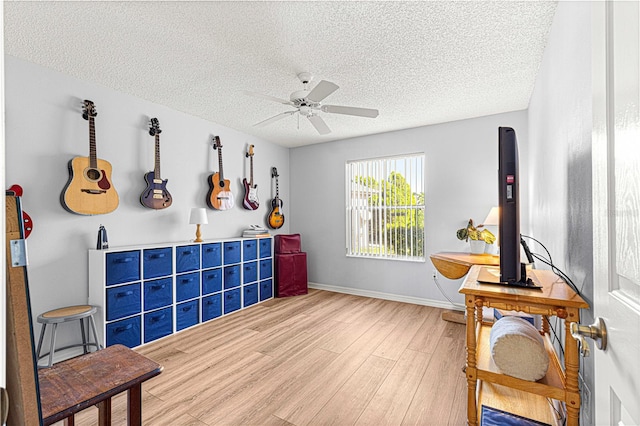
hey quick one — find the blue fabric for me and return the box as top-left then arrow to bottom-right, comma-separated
481,405 -> 551,426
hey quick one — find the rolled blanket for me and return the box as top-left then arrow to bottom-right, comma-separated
489,316 -> 550,381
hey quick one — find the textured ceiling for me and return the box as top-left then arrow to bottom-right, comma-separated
4,1 -> 557,148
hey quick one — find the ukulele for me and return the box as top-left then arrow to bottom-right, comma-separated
140,118 -> 172,209
61,100 -> 119,215
242,145 -> 259,210
7,184 -> 34,238
206,136 -> 235,210
267,167 -> 285,229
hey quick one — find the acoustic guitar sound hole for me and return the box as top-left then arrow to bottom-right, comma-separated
84,168 -> 102,181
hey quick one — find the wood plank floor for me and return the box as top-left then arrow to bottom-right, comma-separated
63,289 -> 467,425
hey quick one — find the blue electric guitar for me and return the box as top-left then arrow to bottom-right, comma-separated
140,118 -> 172,209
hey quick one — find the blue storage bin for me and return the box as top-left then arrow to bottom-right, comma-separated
143,247 -> 172,279
260,279 -> 273,301
202,293 -> 222,322
106,316 -> 141,348
202,268 -> 222,295
144,307 -> 173,343
224,265 -> 241,289
260,259 -> 273,280
259,238 -> 272,258
243,239 -> 258,261
106,251 -> 140,286
176,245 -> 200,273
144,277 -> 173,311
202,243 -> 222,269
243,283 -> 259,307
223,288 -> 241,314
106,283 -> 141,321
223,241 -> 241,265
243,261 -> 258,284
176,272 -> 200,302
176,300 -> 199,331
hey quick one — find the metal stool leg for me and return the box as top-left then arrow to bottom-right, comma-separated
48,323 -> 58,367
88,314 -> 103,350
36,323 -> 47,362
80,318 -> 88,354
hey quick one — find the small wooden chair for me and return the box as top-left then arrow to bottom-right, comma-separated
36,305 -> 102,367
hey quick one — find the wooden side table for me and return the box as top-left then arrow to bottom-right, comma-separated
459,265 -> 588,426
429,252 -> 499,323
39,344 -> 162,425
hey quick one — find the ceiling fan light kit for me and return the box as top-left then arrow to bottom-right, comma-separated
245,72 -> 379,135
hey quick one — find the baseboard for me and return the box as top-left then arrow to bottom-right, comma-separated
307,282 -> 463,311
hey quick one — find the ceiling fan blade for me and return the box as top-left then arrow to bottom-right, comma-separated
322,105 -> 379,118
253,111 -> 296,127
307,114 -> 331,135
306,80 -> 339,103
243,90 -> 292,105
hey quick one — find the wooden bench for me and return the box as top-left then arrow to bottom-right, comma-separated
38,344 -> 162,425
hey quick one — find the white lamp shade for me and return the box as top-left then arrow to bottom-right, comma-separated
483,207 -> 499,226
189,208 -> 208,225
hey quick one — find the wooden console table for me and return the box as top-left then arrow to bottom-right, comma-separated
459,265 -> 588,426
429,252 -> 499,323
39,344 -> 162,425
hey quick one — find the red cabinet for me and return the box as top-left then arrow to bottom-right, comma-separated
274,234 -> 308,297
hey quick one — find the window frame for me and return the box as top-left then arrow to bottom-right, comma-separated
345,153 -> 426,262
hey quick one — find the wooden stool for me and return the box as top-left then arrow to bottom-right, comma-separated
36,305 -> 102,367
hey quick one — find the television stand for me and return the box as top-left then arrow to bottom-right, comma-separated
460,265 -> 588,426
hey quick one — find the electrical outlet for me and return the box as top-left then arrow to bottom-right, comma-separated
580,374 -> 591,424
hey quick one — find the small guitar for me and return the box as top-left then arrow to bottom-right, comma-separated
206,136 -> 235,210
61,100 -> 119,215
140,118 -> 172,209
242,145 -> 259,210
267,167 -> 285,229
7,185 -> 34,238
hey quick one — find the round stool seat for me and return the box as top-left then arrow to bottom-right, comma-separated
38,305 -> 98,324
36,305 -> 102,367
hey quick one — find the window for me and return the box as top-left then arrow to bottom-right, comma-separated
346,153 -> 425,261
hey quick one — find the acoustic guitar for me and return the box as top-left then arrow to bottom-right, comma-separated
267,167 -> 285,229
61,100 -> 119,215
242,145 -> 259,210
140,118 -> 172,209
206,136 -> 235,210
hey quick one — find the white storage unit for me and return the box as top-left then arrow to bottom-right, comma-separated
88,237 -> 273,348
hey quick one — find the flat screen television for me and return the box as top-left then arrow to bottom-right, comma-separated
496,127 -> 539,288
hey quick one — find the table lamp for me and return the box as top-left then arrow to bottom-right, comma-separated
189,208 -> 208,242
482,207 -> 499,254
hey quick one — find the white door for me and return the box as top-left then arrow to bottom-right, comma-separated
592,2 -> 640,425
1,2 -> 8,424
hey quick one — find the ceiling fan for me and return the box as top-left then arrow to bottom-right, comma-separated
244,72 -> 379,135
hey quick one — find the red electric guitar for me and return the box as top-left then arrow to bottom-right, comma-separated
242,145 -> 259,210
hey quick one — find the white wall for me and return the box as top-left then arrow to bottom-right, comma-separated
527,2 -> 594,425
290,111 -> 528,306
4,56 -> 290,351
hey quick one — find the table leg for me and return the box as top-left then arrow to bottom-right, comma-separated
465,296 -> 478,426
564,309 -> 581,426
128,384 -> 142,426
63,414 -> 75,426
97,398 -> 111,426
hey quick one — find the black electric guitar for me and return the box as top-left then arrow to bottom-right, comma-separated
61,100 -> 119,215
140,118 -> 172,209
267,167 -> 285,229
206,136 -> 235,210
242,145 -> 259,210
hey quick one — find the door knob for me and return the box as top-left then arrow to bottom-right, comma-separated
570,317 -> 608,356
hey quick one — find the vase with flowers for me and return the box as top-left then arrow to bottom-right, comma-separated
456,219 -> 496,254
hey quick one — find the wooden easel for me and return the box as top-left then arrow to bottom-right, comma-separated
5,193 -> 42,424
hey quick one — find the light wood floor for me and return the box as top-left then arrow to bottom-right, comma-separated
65,289 -> 468,425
